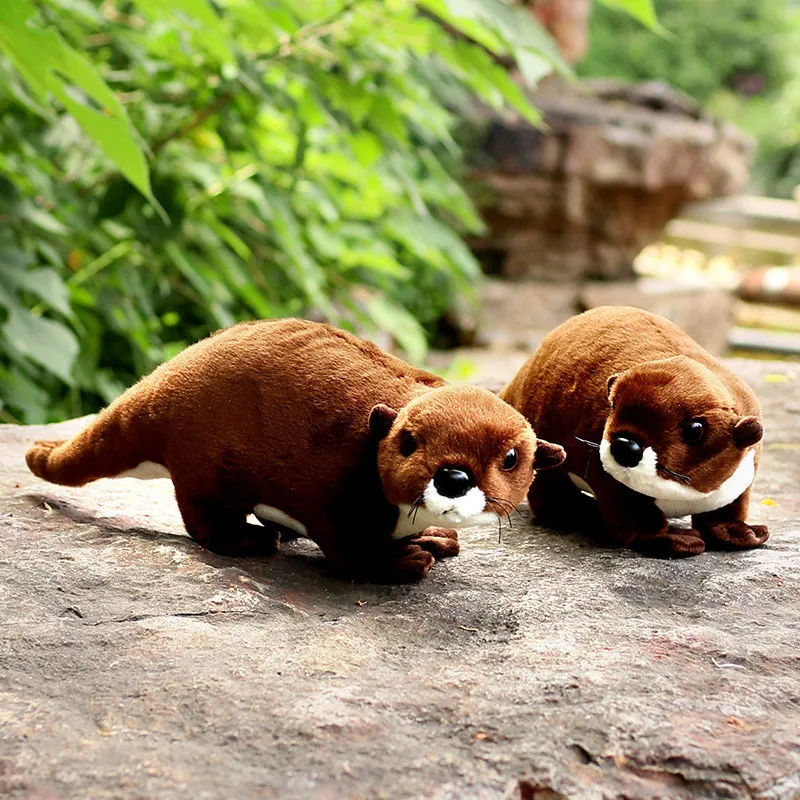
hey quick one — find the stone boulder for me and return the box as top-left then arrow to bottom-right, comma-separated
2,359 -> 799,800
469,78 -> 754,282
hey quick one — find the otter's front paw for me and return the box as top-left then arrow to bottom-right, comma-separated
633,528 -> 706,558
410,527 -> 460,559
375,544 -> 435,584
703,521 -> 769,550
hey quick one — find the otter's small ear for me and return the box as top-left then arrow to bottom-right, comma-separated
369,404 -> 398,440
607,373 -> 620,404
533,439 -> 566,470
733,416 -> 763,449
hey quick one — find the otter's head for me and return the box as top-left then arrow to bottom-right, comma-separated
370,385 -> 564,537
600,357 -> 762,503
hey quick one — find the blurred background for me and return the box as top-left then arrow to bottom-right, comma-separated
1,0 -> 799,424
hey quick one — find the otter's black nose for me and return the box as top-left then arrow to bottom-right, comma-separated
433,467 -> 474,498
610,436 -> 643,468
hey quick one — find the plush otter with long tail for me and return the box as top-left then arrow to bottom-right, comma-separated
27,318 -> 564,582
501,307 -> 768,557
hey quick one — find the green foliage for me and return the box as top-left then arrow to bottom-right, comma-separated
707,6 -> 800,197
580,0 -> 800,196
595,0 -> 660,32
581,0 -> 789,104
0,0 -> 566,423
0,0 -> 154,205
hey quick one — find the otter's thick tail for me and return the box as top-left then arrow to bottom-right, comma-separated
26,395 -> 158,486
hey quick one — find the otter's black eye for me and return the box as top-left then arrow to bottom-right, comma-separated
399,430 -> 417,457
682,418 -> 705,444
501,448 -> 519,471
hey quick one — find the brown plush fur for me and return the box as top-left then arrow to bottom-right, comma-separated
27,319 -> 564,582
501,307 -> 768,557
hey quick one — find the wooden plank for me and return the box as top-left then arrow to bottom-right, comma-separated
666,218 -> 800,255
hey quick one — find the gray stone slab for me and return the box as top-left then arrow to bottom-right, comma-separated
2,359 -> 799,800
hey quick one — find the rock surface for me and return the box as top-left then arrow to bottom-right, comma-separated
2,359 -> 800,800
473,280 -> 580,354
469,78 -> 753,282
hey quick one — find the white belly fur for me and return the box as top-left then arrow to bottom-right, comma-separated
117,461 -> 172,480
653,452 -> 755,517
115,464 -> 310,538
252,504 -> 308,538
115,468 -> 500,541
253,499 -> 496,541
573,447 -> 757,520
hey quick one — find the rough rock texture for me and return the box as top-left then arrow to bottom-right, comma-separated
474,280 -> 580,353
469,78 -> 753,282
2,359 -> 799,800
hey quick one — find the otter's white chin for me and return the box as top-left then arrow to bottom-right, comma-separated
594,439 -> 756,518
392,481 -> 497,539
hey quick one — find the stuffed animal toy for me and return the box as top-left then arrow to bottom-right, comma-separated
26,318 -> 565,582
501,307 -> 768,557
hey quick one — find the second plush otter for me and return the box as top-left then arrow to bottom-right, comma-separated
502,307 -> 768,557
26,318 -> 565,582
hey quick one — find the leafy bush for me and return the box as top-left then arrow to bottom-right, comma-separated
0,0 -> 569,423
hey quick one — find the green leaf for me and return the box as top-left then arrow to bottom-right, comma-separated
419,0 -> 509,56
0,247 -> 34,269
134,0 -> 235,64
163,241 -> 236,328
20,202 -> 68,235
595,0 -> 663,32
384,213 -> 477,273
0,0 -> 154,202
423,0 -> 572,80
41,0 -> 103,24
94,370 -> 127,404
0,365 -> 50,423
266,194 -> 336,317
364,294 -> 427,364
0,284 -> 15,312
2,307 -> 78,384
0,265 -> 72,316
441,39 -> 541,123
0,0 -> 573,422
350,130 -> 384,168
515,49 -> 557,87
369,95 -> 408,144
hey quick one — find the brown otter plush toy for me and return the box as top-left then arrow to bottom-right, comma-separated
26,318 -> 565,582
501,307 -> 768,557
